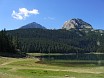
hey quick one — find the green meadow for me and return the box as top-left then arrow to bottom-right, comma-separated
0,54 -> 104,78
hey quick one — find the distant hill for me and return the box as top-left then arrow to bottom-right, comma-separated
19,22 -> 46,29
62,18 -> 93,30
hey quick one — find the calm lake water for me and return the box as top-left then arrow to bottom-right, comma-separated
36,54 -> 104,60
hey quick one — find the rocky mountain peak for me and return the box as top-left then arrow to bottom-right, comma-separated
19,22 -> 46,29
62,18 -> 93,30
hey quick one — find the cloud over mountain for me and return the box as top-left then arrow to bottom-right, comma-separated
12,8 -> 39,20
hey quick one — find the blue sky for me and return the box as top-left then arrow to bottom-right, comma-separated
0,0 -> 104,30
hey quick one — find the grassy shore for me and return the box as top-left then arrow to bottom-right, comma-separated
0,56 -> 104,78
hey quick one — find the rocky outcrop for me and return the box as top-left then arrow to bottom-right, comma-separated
62,18 -> 93,30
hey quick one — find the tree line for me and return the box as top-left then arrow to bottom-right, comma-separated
7,28 -> 104,54
0,29 -> 25,57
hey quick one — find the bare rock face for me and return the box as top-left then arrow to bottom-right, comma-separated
62,18 -> 93,30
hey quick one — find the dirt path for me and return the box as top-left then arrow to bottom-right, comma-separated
1,61 -> 15,66
0,59 -> 24,66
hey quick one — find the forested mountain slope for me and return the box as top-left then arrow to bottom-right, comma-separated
7,28 -> 104,53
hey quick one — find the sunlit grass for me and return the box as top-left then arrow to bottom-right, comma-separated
0,57 -> 104,78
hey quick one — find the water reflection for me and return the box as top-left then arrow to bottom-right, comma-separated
36,54 -> 104,60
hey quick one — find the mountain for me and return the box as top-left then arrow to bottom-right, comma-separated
62,18 -> 93,30
19,22 -> 46,29
7,18 -> 104,54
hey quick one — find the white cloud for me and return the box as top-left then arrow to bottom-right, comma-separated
12,8 -> 39,20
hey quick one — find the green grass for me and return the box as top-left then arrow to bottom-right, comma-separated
16,69 -> 104,78
0,67 -> 104,78
0,57 -> 104,78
